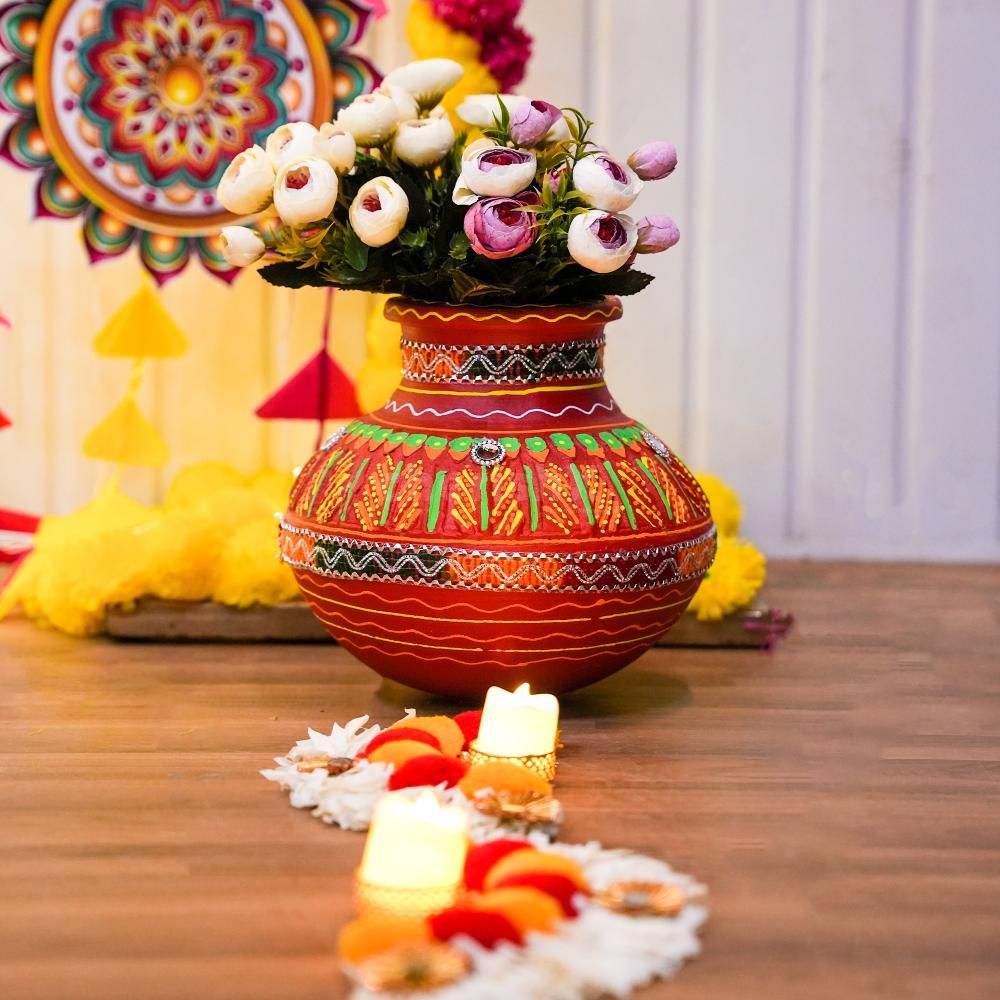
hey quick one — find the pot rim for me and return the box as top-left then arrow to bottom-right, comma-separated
384,295 -> 623,327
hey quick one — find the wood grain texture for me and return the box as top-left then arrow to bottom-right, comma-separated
2,561 -> 999,999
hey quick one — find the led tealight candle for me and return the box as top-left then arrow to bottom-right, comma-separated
357,789 -> 469,916
475,682 -> 560,758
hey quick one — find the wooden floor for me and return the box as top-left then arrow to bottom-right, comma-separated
1,562 -> 998,1000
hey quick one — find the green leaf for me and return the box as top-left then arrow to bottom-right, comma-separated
588,268 -> 657,297
343,226 -> 369,272
398,227 -> 428,249
449,232 -> 471,260
259,261 -> 330,289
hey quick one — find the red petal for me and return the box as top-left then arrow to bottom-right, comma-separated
360,727 -> 441,758
387,755 -> 469,791
464,839 -> 531,892
429,906 -> 522,950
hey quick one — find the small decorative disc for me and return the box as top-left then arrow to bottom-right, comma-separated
296,754 -> 355,775
593,880 -> 686,917
641,430 -> 671,461
321,426 -> 348,450
355,942 -> 471,994
469,437 -> 506,467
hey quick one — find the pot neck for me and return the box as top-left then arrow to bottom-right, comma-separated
389,298 -> 622,386
377,298 -> 625,435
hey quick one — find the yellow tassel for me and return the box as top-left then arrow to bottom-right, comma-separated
82,396 -> 169,467
93,285 -> 189,359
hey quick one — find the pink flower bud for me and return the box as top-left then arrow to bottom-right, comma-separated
628,142 -> 678,181
509,99 -> 561,146
636,214 -> 680,253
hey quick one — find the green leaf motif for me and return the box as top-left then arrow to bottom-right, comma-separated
343,227 -> 369,272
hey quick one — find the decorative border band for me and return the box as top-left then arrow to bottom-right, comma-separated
399,337 -> 605,385
280,520 -> 717,592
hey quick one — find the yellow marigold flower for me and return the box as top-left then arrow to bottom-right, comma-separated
687,535 -> 766,622
694,472 -> 742,536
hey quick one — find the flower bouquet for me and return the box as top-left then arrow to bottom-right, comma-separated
216,59 -> 716,699
216,58 -> 680,303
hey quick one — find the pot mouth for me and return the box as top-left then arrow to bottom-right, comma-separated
384,296 -> 622,327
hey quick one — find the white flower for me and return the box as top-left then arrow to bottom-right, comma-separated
349,176 -> 409,247
219,226 -> 265,267
456,92 -> 521,127
453,139 -> 537,204
572,154 -> 643,212
336,91 -> 401,146
216,145 -> 274,215
567,210 -> 637,272
393,115 -> 455,167
377,83 -> 419,123
290,716 -> 381,759
265,121 -> 319,170
312,122 -> 356,173
383,58 -> 464,110
273,156 -> 338,226
313,760 -> 392,831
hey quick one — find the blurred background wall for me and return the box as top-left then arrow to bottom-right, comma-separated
1,0 -> 997,561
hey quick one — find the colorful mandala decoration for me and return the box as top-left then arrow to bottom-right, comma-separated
0,0 -> 383,283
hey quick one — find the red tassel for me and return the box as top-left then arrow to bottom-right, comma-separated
254,349 -> 361,421
0,507 -> 40,563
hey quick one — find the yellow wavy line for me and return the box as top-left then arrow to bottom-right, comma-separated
341,639 -> 651,667
400,382 -> 606,398
321,619 -> 484,652
385,302 -> 622,325
299,583 -> 587,624
312,608 -> 669,643
319,615 -> 666,654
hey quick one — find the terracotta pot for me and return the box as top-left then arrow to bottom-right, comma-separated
282,297 -> 715,697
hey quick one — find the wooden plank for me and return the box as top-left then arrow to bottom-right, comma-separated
2,561 -> 999,1000
105,598 -> 793,649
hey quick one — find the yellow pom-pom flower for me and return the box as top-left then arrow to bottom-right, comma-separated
687,535 -> 767,622
212,515 -> 299,608
695,472 -> 742,537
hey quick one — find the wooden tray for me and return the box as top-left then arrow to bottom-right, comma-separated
106,599 -> 793,648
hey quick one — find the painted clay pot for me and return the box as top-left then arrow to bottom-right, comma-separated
281,297 -> 716,697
